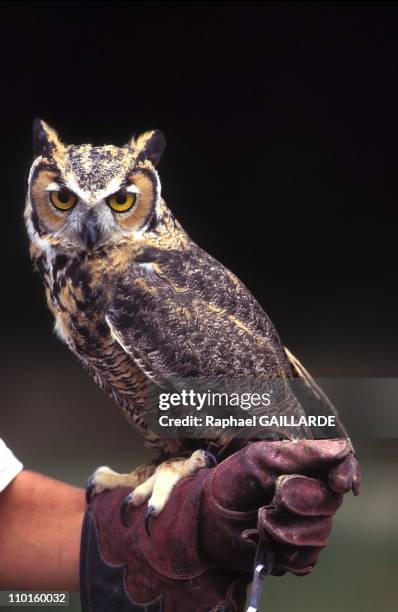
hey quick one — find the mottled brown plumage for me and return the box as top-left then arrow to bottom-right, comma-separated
25,120 -> 346,515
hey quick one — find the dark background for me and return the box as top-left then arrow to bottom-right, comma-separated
1,2 -> 397,611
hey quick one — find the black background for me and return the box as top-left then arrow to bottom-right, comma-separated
1,1 -> 398,375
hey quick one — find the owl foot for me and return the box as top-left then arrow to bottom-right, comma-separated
120,450 -> 217,532
85,463 -> 156,503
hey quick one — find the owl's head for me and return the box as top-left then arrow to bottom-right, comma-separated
25,119 -> 166,252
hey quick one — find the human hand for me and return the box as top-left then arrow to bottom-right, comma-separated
80,439 -> 360,612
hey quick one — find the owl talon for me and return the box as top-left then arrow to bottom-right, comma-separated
144,505 -> 156,536
85,477 -> 96,503
120,493 -> 134,527
204,451 -> 218,467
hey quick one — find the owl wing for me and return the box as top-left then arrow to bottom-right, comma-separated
104,244 -> 322,443
106,244 -> 292,382
284,347 -> 351,441
106,244 -> 349,442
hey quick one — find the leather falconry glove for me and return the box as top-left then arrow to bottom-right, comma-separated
80,439 -> 360,612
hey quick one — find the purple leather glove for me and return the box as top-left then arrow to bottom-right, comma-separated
80,439 -> 360,612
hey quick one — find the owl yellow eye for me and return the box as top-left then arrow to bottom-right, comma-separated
50,189 -> 77,211
107,191 -> 136,213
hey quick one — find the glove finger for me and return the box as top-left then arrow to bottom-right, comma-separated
275,544 -> 323,576
249,438 -> 352,475
211,438 -> 352,512
328,453 -> 361,495
258,507 -> 332,547
273,474 -> 343,516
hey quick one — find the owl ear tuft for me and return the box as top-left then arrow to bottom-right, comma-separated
131,129 -> 166,167
32,118 -> 63,159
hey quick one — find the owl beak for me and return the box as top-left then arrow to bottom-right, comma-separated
82,215 -> 101,251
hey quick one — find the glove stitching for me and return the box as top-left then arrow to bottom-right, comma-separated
205,469 -> 259,521
138,504 -> 216,582
88,508 -> 165,609
137,541 -> 218,580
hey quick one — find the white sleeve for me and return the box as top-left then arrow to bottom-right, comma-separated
0,438 -> 23,493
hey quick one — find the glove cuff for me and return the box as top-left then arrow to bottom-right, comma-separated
80,487 -> 251,612
80,506 -> 163,611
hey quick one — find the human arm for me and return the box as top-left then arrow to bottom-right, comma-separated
0,470 -> 85,590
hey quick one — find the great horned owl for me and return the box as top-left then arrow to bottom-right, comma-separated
25,120 -> 345,528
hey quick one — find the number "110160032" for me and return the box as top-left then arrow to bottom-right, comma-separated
5,592 -> 69,606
